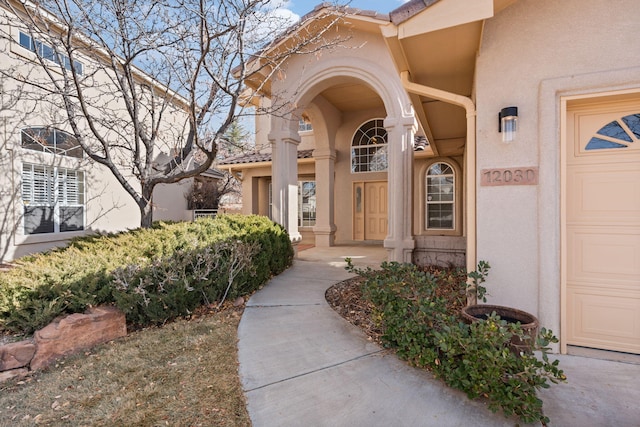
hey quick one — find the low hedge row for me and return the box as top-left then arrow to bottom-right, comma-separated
0,214 -> 293,334
347,261 -> 565,426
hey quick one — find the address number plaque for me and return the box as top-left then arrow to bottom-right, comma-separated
480,167 -> 538,186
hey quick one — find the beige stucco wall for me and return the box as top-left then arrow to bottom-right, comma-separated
0,6 -> 194,262
153,179 -> 192,222
475,0 -> 640,334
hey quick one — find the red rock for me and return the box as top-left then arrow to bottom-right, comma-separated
31,306 -> 126,370
0,339 -> 35,371
0,368 -> 28,383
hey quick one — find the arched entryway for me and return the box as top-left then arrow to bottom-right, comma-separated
269,57 -> 417,262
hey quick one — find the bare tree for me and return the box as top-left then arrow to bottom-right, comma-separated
0,0 -> 346,227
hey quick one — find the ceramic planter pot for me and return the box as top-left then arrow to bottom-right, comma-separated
461,304 -> 539,354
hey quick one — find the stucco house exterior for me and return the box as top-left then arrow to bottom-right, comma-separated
0,0 -> 205,263
220,0 -> 640,356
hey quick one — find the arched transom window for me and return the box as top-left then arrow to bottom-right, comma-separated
585,113 -> 640,150
426,162 -> 455,230
21,127 -> 83,158
351,119 -> 388,173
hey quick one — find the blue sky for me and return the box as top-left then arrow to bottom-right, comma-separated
281,0 -> 409,21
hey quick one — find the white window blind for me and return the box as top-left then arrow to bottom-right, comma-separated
22,163 -> 85,234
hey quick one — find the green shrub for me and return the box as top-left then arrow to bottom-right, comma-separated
347,260 -> 566,426
432,317 -> 565,424
0,215 -> 293,334
110,240 -> 260,326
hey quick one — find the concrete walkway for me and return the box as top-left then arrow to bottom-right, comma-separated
237,246 -> 640,427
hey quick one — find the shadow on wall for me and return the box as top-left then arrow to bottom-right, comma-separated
0,182 -> 20,265
2,175 -> 128,264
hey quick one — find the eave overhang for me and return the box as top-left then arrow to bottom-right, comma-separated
382,0 -> 517,157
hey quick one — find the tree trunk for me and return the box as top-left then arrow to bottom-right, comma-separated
139,184 -> 154,228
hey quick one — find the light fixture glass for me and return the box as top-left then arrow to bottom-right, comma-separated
499,106 -> 518,143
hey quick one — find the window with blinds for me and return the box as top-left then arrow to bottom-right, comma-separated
22,163 -> 85,234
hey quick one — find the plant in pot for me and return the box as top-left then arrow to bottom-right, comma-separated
461,261 -> 539,354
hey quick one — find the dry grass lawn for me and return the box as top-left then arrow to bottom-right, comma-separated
0,307 -> 250,426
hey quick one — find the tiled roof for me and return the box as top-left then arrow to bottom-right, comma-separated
390,0 -> 441,25
218,149 -> 314,165
414,135 -> 429,151
219,137 -> 428,166
300,3 -> 390,23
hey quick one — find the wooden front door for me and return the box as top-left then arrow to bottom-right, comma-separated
353,181 -> 388,241
565,96 -> 640,354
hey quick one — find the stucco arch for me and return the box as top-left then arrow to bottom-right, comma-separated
286,56 -> 414,130
268,56 -> 416,261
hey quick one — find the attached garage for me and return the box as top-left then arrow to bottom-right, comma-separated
564,93 -> 640,355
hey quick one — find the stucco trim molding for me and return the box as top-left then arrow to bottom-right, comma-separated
290,56 -> 414,123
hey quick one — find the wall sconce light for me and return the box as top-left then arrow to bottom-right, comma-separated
499,106 -> 518,143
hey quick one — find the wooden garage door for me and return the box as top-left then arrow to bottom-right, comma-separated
566,97 -> 640,354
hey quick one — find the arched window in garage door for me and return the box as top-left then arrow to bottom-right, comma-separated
585,114 -> 640,150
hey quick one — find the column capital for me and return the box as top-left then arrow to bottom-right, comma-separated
312,147 -> 336,160
384,115 -> 416,130
268,129 -> 301,145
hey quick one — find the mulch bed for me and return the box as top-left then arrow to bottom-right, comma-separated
325,266 -> 468,346
325,276 -> 384,345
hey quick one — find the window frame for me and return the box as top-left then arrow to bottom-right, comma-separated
298,180 -> 316,227
21,127 -> 84,158
298,118 -> 313,132
21,163 -> 85,235
18,31 -> 84,75
267,180 -> 317,227
425,161 -> 456,231
351,119 -> 388,173
584,113 -> 640,151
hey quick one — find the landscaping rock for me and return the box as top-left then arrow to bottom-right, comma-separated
0,368 -> 28,382
0,339 -> 35,371
31,306 -> 126,370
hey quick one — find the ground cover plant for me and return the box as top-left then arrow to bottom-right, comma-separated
0,305 -> 249,426
341,260 -> 566,426
0,214 -> 293,335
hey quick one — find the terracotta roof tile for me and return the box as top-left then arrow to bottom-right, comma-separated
390,0 -> 440,25
218,149 -> 314,165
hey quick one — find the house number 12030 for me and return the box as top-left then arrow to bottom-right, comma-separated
480,167 -> 538,186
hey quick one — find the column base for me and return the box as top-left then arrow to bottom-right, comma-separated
313,225 -> 336,247
384,238 -> 415,263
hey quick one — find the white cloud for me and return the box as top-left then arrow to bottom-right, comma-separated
268,0 -> 300,23
245,1 -> 300,43
270,6 -> 300,25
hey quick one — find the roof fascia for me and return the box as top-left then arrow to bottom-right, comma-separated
265,7 -> 390,54
381,24 -> 439,156
396,0 -> 494,39
241,6 -> 391,95
218,157 -> 315,170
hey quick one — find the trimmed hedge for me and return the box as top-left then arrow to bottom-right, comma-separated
0,215 -> 293,334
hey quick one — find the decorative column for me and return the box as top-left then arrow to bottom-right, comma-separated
269,118 -> 302,243
312,147 -> 336,246
383,116 -> 416,262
